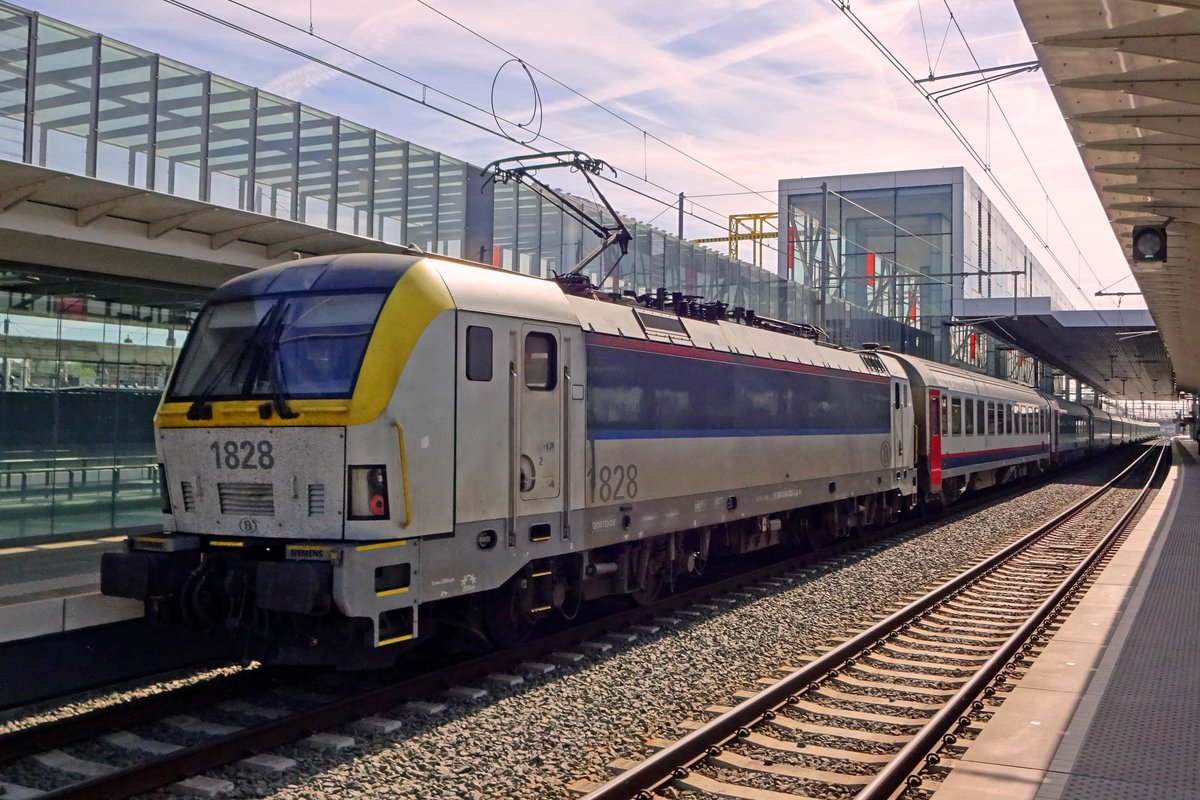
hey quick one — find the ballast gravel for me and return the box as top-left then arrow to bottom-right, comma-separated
16,464 -> 1117,800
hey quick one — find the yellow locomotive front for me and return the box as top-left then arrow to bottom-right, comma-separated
101,253 -> 456,666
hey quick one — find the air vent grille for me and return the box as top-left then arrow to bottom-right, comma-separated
180,481 -> 196,512
218,482 -> 274,516
307,483 -> 326,516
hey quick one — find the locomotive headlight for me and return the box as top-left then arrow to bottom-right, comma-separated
348,466 -> 390,520
158,463 -> 171,513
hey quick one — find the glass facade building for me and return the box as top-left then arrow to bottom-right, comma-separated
781,168 -> 1070,374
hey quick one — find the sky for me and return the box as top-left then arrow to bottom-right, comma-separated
18,0 -> 1143,312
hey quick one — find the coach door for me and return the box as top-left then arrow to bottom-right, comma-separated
511,325 -> 566,538
928,389 -> 942,488
1050,406 -> 1060,462
891,380 -> 914,471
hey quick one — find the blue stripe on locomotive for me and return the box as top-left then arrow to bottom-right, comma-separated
585,337 -> 891,440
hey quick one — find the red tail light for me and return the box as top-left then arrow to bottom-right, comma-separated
349,466 -> 389,520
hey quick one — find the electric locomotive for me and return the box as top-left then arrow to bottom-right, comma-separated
101,251 -> 926,664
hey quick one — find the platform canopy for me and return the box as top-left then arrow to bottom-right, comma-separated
1014,0 -> 1200,395
961,298 -> 1172,401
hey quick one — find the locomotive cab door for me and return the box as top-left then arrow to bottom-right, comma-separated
511,325 -> 566,530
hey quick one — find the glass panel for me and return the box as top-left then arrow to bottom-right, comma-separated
168,291 -> 387,402
335,120 -> 371,236
515,184 -> 540,275
437,154 -> 465,257
374,132 -> 405,243
951,397 -> 962,436
523,332 -> 556,390
406,143 -> 436,250
298,106 -> 335,226
96,40 -> 153,186
965,398 -> 974,435
207,76 -> 253,209
0,264 -> 203,541
32,19 -> 95,175
0,9 -> 30,162
465,325 -> 492,382
155,58 -> 205,199
539,201 -> 562,277
252,92 -> 296,218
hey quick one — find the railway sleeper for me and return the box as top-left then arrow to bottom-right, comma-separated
708,704 -> 912,746
683,745 -> 872,788
675,770 -> 824,800
751,678 -> 944,713
829,672 -> 959,698
887,632 -> 998,652
759,695 -> 929,726
676,719 -> 893,764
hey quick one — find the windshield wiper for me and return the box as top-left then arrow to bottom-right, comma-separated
186,305 -> 280,421
260,302 -> 298,420
186,300 -> 293,420
237,300 -> 298,420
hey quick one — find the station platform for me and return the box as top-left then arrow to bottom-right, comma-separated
933,437 -> 1198,800
0,535 -> 139,644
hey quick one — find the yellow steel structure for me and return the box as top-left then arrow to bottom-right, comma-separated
693,213 -> 778,268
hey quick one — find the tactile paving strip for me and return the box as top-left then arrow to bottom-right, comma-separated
1054,443 -> 1200,799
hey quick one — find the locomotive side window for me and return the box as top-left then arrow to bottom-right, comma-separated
524,332 -> 557,391
465,326 -> 493,382
894,383 -> 901,410
965,398 -> 975,435
951,397 -> 962,436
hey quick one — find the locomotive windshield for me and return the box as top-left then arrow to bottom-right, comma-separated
167,290 -> 388,404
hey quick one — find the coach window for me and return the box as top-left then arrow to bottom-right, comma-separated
976,399 -> 985,436
951,397 -> 962,436
986,401 -> 995,435
466,326 -> 493,381
1006,404 -> 1013,435
941,396 -> 949,438
965,398 -> 975,435
524,332 -> 557,390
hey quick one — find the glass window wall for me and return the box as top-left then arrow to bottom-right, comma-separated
0,264 -> 206,542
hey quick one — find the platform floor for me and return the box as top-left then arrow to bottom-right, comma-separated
933,437 -> 1198,800
0,535 -> 139,643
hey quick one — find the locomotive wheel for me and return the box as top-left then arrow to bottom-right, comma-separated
630,543 -> 668,606
481,576 -> 535,648
630,568 -> 665,606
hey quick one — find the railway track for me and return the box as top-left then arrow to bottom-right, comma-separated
578,443 -> 1167,800
0,450 -> 1152,800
